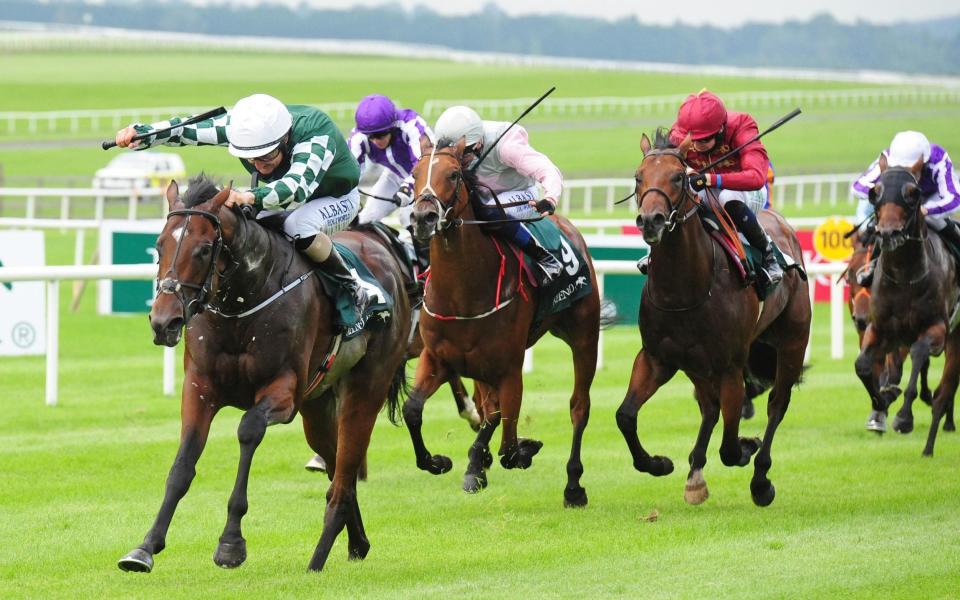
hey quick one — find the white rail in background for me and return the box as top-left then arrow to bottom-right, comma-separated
0,261 -> 848,407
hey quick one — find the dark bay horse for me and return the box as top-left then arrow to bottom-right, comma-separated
844,228 -> 935,433
118,175 -> 411,573
618,132 -> 811,506
404,140 -> 604,507
854,158 -> 959,455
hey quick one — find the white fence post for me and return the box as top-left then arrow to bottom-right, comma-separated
45,280 -> 59,407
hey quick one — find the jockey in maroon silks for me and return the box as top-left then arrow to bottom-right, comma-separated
666,89 -> 784,284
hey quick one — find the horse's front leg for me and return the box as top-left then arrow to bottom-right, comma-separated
878,350 -> 906,409
449,374 -> 482,431
893,336 -> 939,435
717,372 -> 761,468
214,372 -> 297,569
683,378 -> 721,505
616,349 -> 678,476
497,368 -> 542,470
924,329 -> 960,457
118,378 -> 218,573
404,349 -> 455,474
855,324 -> 890,433
463,381 -> 500,493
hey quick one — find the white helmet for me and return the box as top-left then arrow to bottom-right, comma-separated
227,94 -> 292,158
887,130 -> 931,168
434,105 -> 484,146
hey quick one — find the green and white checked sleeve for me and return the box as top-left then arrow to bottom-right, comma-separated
253,135 -> 334,211
132,113 -> 230,148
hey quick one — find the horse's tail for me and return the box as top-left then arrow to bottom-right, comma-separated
385,360 -> 409,426
599,298 -> 618,330
747,341 -> 810,392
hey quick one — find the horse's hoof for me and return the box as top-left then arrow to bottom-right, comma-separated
920,390 -> 933,406
463,471 -> 488,493
304,454 -> 327,472
348,539 -> 370,561
741,401 -> 755,420
684,471 -> 709,505
118,548 -> 153,573
425,454 -> 453,475
944,420 -> 956,432
213,540 -> 247,569
891,414 -> 914,434
636,455 -> 674,477
751,480 -> 776,507
563,485 -> 588,508
740,437 -> 762,461
866,411 -> 887,433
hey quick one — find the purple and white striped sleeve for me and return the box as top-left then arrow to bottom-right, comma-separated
851,157 -> 882,200
399,112 -> 435,160
924,146 -> 960,215
347,129 -> 368,172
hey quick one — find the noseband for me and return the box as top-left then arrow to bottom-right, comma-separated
636,148 -> 699,232
157,208 -> 230,321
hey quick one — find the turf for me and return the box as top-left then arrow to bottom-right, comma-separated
0,234 -> 958,598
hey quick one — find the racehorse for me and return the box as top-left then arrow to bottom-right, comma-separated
854,158 -> 959,455
404,139 -> 605,507
618,131 -> 811,506
844,228 -> 936,433
117,175 -> 411,573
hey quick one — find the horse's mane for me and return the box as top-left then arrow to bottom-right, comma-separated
181,173 -> 221,207
652,127 -> 676,151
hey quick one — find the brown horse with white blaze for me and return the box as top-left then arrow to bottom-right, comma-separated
404,139 -> 605,506
617,131 -> 811,506
118,175 -> 411,573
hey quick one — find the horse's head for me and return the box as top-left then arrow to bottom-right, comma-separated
410,138 -> 471,242
635,130 -> 694,245
872,153 -> 924,252
149,175 -> 234,347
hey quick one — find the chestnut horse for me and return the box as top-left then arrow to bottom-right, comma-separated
118,175 -> 411,573
618,131 -> 811,506
854,160 -> 959,455
405,140 -> 604,507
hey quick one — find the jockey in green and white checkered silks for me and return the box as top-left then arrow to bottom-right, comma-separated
115,94 -> 370,324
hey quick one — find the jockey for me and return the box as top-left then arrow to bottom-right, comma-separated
665,90 -> 783,285
349,94 -> 436,227
432,105 -> 564,284
853,130 -> 960,286
114,93 -> 369,323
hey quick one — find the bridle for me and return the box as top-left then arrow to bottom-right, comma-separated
413,148 -> 467,234
871,166 -> 925,247
635,148 -> 701,233
157,207 -> 240,322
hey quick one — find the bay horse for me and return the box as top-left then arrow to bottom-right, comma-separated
404,139 -> 605,507
618,131 -> 811,506
854,157 -> 959,455
118,175 -> 411,573
844,228 -> 936,433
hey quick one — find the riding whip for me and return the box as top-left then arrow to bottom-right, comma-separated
101,106 -> 228,150
468,86 -> 556,174
695,107 -> 802,174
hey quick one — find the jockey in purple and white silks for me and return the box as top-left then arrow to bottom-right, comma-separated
853,130 -> 960,285
432,105 -> 564,284
349,94 -> 436,226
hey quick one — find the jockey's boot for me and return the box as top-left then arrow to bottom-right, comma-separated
856,244 -> 881,287
523,237 -> 564,284
319,248 -> 370,324
637,255 -> 650,274
726,199 -> 783,286
302,234 -> 369,324
759,238 -> 784,286
937,219 -> 960,256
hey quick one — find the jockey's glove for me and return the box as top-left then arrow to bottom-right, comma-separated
689,173 -> 708,192
534,198 -> 556,215
394,182 -> 414,207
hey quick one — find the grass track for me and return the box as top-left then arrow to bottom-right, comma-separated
0,234 -> 958,597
